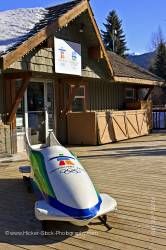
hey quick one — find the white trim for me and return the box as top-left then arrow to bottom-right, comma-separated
24,89 -> 28,134
44,82 -> 49,139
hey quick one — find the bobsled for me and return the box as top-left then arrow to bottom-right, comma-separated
20,132 -> 117,229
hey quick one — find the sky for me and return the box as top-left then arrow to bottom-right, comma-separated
0,0 -> 166,55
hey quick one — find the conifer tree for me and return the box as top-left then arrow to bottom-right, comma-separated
150,41 -> 166,80
101,10 -> 128,57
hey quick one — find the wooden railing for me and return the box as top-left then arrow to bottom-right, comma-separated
97,110 -> 149,144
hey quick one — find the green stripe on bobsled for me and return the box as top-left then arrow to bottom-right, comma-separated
30,150 -> 55,198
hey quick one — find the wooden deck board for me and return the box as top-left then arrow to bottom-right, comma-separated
0,244 -> 27,250
0,133 -> 166,249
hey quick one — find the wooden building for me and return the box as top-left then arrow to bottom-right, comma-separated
0,0 -> 164,153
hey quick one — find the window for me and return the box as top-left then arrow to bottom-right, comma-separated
125,88 -> 135,100
71,85 -> 86,112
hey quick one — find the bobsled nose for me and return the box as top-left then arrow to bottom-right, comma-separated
96,193 -> 117,217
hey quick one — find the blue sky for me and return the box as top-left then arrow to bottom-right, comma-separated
0,0 -> 166,54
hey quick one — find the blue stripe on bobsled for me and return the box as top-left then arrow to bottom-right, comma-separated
32,179 -> 102,220
47,194 -> 102,220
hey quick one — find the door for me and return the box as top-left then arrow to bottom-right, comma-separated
26,82 -> 45,145
25,81 -> 55,145
24,80 -> 56,145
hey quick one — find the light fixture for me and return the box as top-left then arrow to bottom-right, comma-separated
79,23 -> 85,33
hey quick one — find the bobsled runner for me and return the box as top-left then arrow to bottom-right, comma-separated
19,132 -> 117,230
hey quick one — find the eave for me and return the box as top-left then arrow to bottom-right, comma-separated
113,76 -> 164,86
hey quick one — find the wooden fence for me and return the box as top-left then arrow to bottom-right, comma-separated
97,110 -> 149,144
67,110 -> 150,145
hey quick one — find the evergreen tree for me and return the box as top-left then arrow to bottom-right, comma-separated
150,41 -> 166,80
101,10 -> 128,57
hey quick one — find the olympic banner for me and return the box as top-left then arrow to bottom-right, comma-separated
54,37 -> 82,76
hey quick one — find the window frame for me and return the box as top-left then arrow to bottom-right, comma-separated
125,87 -> 135,100
70,84 -> 87,112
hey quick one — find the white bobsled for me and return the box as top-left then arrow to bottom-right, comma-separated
22,132 -> 117,228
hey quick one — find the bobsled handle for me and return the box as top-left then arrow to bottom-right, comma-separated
48,131 -> 61,146
24,130 -> 32,154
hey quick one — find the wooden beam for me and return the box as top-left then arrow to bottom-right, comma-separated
2,0 -> 88,69
47,37 -> 54,48
10,79 -> 17,126
4,71 -> 31,80
7,75 -> 31,123
10,79 -> 17,153
60,78 -> 82,86
0,57 -> 3,69
86,2 -> 114,76
144,87 -> 154,101
60,83 -> 81,118
4,79 -> 12,121
114,76 -> 164,86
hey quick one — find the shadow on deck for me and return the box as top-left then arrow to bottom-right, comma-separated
79,146 -> 166,159
0,178 -> 88,246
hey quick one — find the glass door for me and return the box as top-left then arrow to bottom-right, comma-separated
26,82 -> 46,145
25,81 -> 55,145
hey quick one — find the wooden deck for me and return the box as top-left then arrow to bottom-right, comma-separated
0,133 -> 166,250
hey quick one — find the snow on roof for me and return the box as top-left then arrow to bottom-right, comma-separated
0,8 -> 48,55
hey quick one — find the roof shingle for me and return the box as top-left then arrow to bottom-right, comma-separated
108,51 -> 163,82
0,0 -> 82,56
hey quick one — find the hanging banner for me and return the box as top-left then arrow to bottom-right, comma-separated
54,37 -> 82,76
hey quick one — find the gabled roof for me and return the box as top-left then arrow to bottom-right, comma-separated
0,0 -> 113,75
0,0 -> 164,86
108,52 -> 164,85
0,0 -> 82,56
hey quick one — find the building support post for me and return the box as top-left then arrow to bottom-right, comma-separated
144,87 -> 154,101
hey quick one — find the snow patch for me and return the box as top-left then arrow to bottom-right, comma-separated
0,8 -> 48,54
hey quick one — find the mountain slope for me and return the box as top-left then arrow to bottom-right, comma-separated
128,51 -> 155,69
